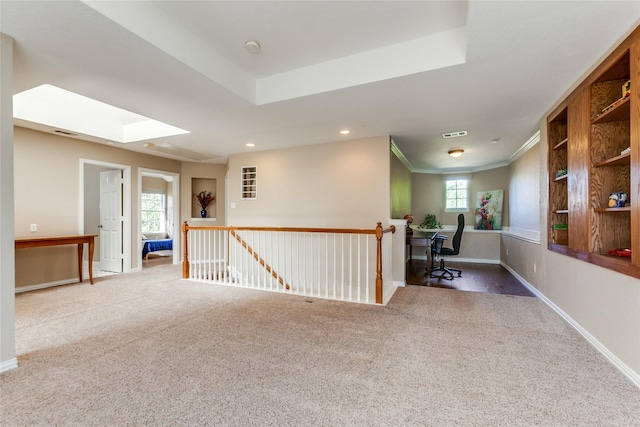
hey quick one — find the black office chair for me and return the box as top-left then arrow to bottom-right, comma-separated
430,213 -> 464,280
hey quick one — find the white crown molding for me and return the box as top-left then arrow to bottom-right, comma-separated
393,130 -> 541,175
509,130 -> 540,164
390,138 -> 414,171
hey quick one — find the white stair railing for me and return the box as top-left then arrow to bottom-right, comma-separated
181,223 -> 396,305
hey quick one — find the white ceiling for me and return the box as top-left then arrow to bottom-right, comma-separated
2,1 -> 640,172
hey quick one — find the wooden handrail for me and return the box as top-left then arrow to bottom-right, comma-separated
182,224 -> 380,234
182,221 -> 396,303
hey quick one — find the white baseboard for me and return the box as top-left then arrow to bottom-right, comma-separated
393,280 -> 406,288
16,261 -> 96,292
0,357 -> 18,373
15,278 -> 79,293
382,284 -> 399,306
501,262 -> 640,389
82,261 -> 103,277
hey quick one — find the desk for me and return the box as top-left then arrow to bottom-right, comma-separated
406,232 -> 436,264
15,235 -> 97,284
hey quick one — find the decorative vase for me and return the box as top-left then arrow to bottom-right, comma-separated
200,209 -> 207,218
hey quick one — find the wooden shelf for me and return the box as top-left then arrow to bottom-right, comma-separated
550,241 -> 640,280
592,96 -> 630,124
593,152 -> 630,167
594,206 -> 631,212
548,103 -> 569,252
553,138 -> 568,150
546,30 -> 640,277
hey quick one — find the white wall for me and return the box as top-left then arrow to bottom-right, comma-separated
508,142 -> 541,236
0,33 -> 17,373
13,127 -> 181,287
227,136 -> 391,229
504,121 -> 640,383
410,166 -> 510,263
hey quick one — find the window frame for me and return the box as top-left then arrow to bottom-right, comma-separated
140,190 -> 167,234
444,177 -> 470,212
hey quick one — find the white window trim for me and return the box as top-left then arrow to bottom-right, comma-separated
241,166 -> 258,200
444,177 -> 470,213
141,191 -> 167,234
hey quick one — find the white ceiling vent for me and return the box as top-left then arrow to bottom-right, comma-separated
442,130 -> 468,139
53,129 -> 78,136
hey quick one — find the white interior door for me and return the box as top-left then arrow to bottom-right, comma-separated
100,170 -> 123,273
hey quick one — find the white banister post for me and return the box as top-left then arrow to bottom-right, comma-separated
389,219 -> 407,288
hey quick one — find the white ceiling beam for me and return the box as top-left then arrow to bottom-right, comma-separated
82,0 -> 256,104
256,26 -> 467,105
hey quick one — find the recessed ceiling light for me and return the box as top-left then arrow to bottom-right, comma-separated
442,130 -> 468,139
491,138 -> 500,144
245,143 -> 255,147
339,129 -> 351,135
244,40 -> 261,54
448,149 -> 464,158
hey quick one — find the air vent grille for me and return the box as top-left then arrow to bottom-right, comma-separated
442,131 -> 468,139
53,129 -> 77,136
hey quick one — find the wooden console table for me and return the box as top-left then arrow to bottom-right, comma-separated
15,235 -> 97,285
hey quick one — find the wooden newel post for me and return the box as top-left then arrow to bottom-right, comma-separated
375,222 -> 383,304
182,221 -> 190,279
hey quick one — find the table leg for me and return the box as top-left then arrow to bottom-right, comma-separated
77,243 -> 84,283
88,238 -> 95,284
425,239 -> 433,276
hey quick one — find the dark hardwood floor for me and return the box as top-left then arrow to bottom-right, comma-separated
143,252 -> 533,297
406,259 -> 536,297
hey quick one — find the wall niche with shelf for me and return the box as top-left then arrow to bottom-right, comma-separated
547,25 -> 640,278
191,177 -> 216,220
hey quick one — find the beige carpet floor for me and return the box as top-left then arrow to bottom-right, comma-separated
1,263 -> 639,426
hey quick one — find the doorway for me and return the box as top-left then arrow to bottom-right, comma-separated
138,168 -> 180,268
80,159 -> 132,275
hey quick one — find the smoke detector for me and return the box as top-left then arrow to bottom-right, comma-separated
244,40 -> 261,54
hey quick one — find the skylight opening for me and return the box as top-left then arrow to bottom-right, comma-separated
13,84 -> 189,143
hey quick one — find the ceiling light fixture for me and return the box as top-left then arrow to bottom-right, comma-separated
244,40 -> 261,54
448,149 -> 464,158
491,138 -> 500,144
245,143 -> 255,147
339,129 -> 350,135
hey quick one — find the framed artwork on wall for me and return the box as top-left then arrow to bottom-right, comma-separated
474,189 -> 504,230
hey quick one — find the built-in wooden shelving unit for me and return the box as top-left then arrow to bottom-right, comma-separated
547,26 -> 640,278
